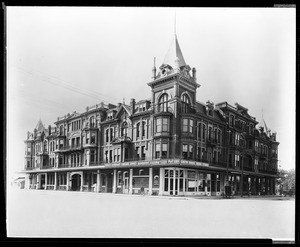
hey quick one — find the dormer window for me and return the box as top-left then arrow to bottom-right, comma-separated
139,103 -> 146,112
107,112 -> 114,120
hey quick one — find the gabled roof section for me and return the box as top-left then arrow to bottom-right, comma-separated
162,34 -> 186,69
115,104 -> 132,119
35,119 -> 45,131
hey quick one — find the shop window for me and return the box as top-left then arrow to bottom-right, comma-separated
198,173 -> 205,192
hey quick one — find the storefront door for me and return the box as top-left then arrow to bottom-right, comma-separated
164,168 -> 184,195
123,172 -> 129,193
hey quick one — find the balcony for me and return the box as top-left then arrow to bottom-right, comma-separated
55,144 -> 83,153
41,165 -> 55,170
58,163 -> 83,168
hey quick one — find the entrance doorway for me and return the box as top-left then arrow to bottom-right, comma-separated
164,168 -> 184,195
40,174 -> 46,189
71,174 -> 81,191
123,172 -> 129,193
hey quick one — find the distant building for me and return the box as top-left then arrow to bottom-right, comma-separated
22,33 -> 279,196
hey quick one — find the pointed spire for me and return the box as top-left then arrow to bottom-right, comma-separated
35,119 -> 45,131
162,34 -> 186,69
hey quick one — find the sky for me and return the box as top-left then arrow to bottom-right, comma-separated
6,7 -> 295,178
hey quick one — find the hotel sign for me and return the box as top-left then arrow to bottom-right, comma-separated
104,159 -> 209,168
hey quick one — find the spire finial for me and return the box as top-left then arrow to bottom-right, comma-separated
174,10 -> 177,36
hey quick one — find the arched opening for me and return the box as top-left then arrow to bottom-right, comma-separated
121,122 -> 128,137
71,174 -> 81,191
181,93 -> 191,113
158,93 -> 169,112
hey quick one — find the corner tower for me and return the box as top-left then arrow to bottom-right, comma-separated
148,32 -> 200,158
148,33 -> 200,116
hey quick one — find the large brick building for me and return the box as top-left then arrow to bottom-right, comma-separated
23,33 -> 279,196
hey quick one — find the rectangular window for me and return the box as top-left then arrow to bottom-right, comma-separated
156,118 -> 162,133
155,143 -> 160,159
162,118 -> 169,132
161,144 -> 167,158
91,133 -> 96,144
198,123 -> 201,139
136,123 -> 140,138
141,146 -> 146,160
189,145 -> 193,160
91,150 -> 96,163
86,133 -> 90,144
182,144 -> 188,159
136,147 -> 140,160
202,124 -> 206,140
183,119 -> 188,132
142,121 -> 146,137
117,148 -> 121,162
109,150 -> 113,163
114,149 -> 117,162
189,120 -> 193,133
235,154 -> 240,167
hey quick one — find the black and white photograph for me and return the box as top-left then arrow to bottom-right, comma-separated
5,6 -> 295,242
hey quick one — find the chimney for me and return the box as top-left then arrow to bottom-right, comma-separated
117,102 -> 122,108
192,67 -> 197,82
152,57 -> 156,80
48,125 -> 51,135
130,98 -> 136,114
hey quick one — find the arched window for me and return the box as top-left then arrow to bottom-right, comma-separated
136,122 -> 140,138
43,140 -> 48,152
158,93 -> 169,112
181,94 -> 191,113
121,122 -> 128,137
208,127 -> 212,140
229,115 -> 235,127
60,125 -> 64,135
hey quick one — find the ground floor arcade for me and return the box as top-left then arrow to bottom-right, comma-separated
25,166 -> 276,196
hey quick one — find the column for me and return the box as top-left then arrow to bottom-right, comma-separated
44,173 -> 47,190
158,167 -> 164,196
183,170 -> 186,193
149,167 -> 153,195
97,170 -> 101,193
129,168 -> 133,194
36,174 -> 41,189
66,172 -> 70,191
54,172 -> 57,190
80,172 -> 84,191
112,169 -> 117,193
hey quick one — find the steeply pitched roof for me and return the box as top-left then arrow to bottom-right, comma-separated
35,119 -> 45,131
162,34 -> 186,69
